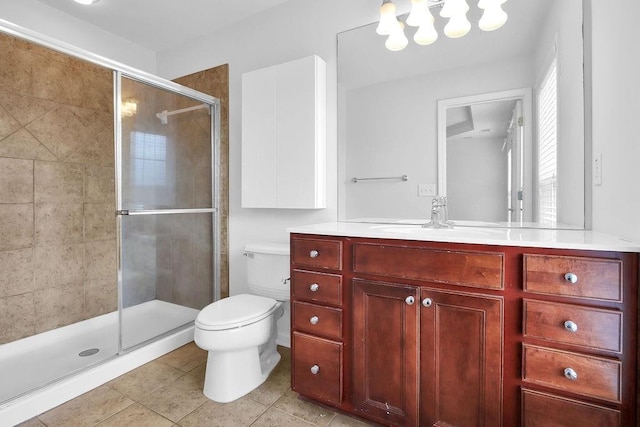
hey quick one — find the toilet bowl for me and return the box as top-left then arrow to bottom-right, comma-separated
194,242 -> 290,403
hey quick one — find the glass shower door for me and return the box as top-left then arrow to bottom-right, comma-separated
116,74 -> 219,352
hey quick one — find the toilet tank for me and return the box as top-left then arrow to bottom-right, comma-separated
245,242 -> 290,301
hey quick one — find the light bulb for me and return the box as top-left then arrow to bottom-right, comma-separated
376,1 -> 400,36
74,0 -> 100,4
414,13 -> 438,45
444,14 -> 471,38
385,22 -> 408,51
478,0 -> 508,31
407,0 -> 429,27
440,0 -> 469,18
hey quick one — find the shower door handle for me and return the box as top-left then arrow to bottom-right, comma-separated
115,210 -> 130,216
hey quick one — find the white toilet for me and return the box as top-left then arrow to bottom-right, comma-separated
194,242 -> 290,403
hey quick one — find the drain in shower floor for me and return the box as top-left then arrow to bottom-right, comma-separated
79,348 -> 100,357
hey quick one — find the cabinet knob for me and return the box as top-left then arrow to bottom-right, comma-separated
309,283 -> 319,292
564,272 -> 578,284
564,320 -> 578,333
310,316 -> 319,325
405,296 -> 415,305
309,250 -> 319,258
422,298 -> 433,308
564,367 -> 578,381
310,364 -> 320,375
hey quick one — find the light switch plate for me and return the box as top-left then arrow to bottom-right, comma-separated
594,153 -> 602,186
418,184 -> 436,197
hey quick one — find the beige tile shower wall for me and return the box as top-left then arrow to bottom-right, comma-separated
173,65 -> 230,298
0,33 -> 116,344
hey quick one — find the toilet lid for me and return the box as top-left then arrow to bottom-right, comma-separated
196,294 -> 278,330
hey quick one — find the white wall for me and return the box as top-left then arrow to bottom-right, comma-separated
343,55 -> 534,220
590,0 -> 640,242
0,0 -> 155,72
156,0 -> 379,298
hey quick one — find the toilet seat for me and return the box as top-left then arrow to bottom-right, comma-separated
195,294 -> 278,331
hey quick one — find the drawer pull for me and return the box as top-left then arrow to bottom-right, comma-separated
564,368 -> 578,381
310,364 -> 320,375
422,298 -> 433,308
309,283 -> 319,292
564,367 -> 578,381
309,250 -> 319,258
564,272 -> 578,284
405,296 -> 415,305
564,320 -> 578,333
309,316 -> 319,325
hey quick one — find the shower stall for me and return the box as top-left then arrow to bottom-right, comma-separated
0,21 -> 220,423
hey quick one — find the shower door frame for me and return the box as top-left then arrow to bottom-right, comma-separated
114,71 -> 221,354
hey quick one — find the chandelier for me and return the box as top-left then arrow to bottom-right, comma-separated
377,0 -> 508,51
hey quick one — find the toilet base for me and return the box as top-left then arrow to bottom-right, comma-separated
202,344 -> 281,403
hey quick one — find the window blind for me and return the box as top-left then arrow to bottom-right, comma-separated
537,58 -> 557,224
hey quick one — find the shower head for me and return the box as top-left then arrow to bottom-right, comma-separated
156,110 -> 169,125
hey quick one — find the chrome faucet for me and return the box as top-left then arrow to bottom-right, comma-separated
422,196 -> 452,229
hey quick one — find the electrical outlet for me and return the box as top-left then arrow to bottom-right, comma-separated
418,184 -> 436,197
594,153 -> 602,186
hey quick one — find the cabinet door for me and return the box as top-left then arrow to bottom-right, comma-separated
420,288 -> 503,427
276,55 -> 326,208
241,55 -> 326,209
241,65 -> 277,208
352,279 -> 419,426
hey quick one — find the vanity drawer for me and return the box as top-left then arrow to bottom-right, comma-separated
523,254 -> 622,302
292,269 -> 342,306
522,344 -> 622,402
293,301 -> 342,341
292,332 -> 342,406
522,389 -> 621,427
353,243 -> 504,289
523,299 -> 623,353
292,237 -> 343,271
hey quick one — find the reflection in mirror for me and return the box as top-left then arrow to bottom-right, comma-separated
439,89 -> 532,224
338,0 -> 585,229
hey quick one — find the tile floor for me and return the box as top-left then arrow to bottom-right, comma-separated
19,343 -> 375,427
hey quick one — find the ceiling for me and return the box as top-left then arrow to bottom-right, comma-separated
36,0 -> 292,51
447,100 -> 517,142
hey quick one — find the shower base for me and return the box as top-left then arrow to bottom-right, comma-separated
0,300 -> 199,426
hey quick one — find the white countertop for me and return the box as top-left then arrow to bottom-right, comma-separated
287,221 -> 640,252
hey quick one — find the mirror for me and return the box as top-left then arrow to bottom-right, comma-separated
439,88 -> 533,224
338,0 -> 585,228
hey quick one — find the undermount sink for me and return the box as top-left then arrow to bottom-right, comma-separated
373,224 -> 503,237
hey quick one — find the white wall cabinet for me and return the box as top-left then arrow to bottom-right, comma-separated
241,55 -> 326,209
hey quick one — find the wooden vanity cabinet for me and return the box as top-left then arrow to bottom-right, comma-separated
290,236 -> 345,407
289,233 -> 639,427
349,241 -> 506,426
520,252 -> 637,426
